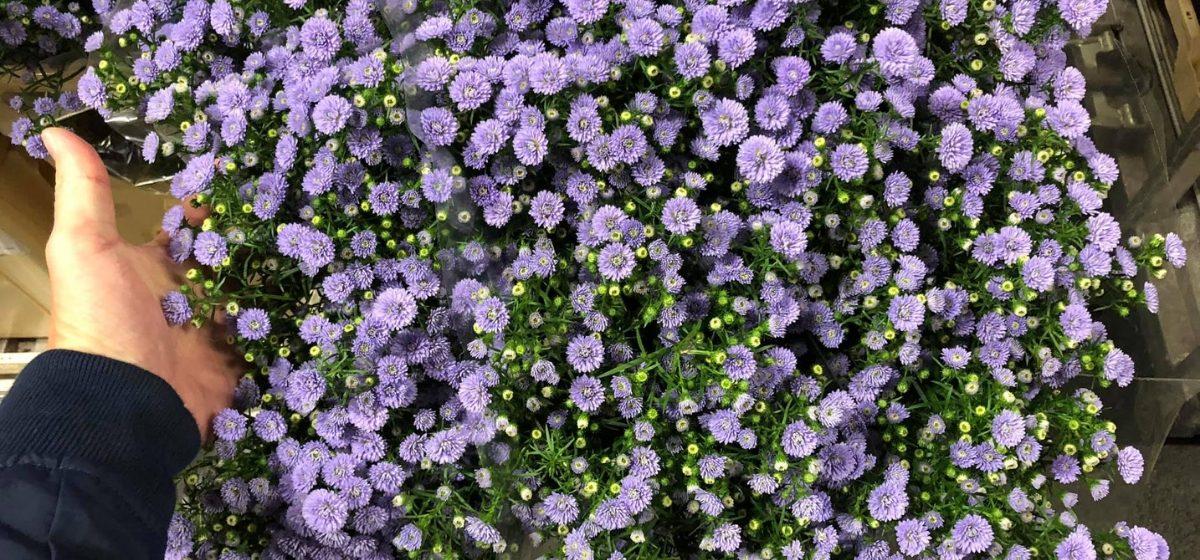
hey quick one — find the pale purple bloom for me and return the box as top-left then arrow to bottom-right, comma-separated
888,295 -> 925,332
312,95 -> 351,135
540,493 -> 579,524
737,135 -> 785,183
873,27 -> 918,78
674,41 -> 711,79
951,514 -> 994,554
192,231 -> 228,266
302,489 -> 348,534
1118,446 -> 1145,483
569,375 -> 605,412
161,291 -> 192,326
992,409 -> 1025,447
701,98 -> 749,146
236,308 -> 271,340
1165,233 -> 1188,268
895,518 -> 930,556
420,107 -> 459,147
830,143 -> 869,181
662,197 -> 702,235
867,482 -> 908,521
938,122 -> 972,172
566,335 -> 604,372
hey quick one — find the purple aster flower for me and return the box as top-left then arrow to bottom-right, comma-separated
253,410 -> 287,442
609,124 -> 647,163
540,492 -> 579,525
968,93 -> 1025,137
213,408 -> 247,442
569,375 -> 605,412
674,41 -> 711,79
625,18 -> 664,56
302,489 -> 348,534
300,15 -> 340,62
939,0 -> 968,25
513,126 -> 548,166
141,131 -> 160,164
701,98 -> 749,147
1059,303 -> 1093,343
424,429 -> 467,464
1125,526 -> 1169,560
888,294 -> 925,332
161,291 -> 192,326
951,514 -> 994,554
755,94 -> 791,130
473,297 -> 509,334
873,27 -> 918,77
1165,232 -> 1188,268
1117,446 -> 1144,483
420,107 -> 459,147
1058,0 -> 1108,33
192,231 -> 228,267
880,173 -> 912,208
370,288 -> 418,331
812,102 -> 848,134
464,517 -> 500,545
716,27 -> 755,68
697,455 -> 726,479
722,344 -> 757,380
566,335 -> 604,372
830,143 -> 869,181
705,523 -> 741,553
773,56 -> 811,95
1144,281 -> 1160,313
867,482 -> 908,521
165,513 -> 194,558
770,220 -> 807,259
938,122 -> 973,172
450,71 -> 492,109
1104,348 -> 1135,387
1055,527 -> 1096,560
1022,256 -> 1056,292
77,67 -> 106,109
236,308 -> 271,340
780,420 -> 817,458
144,87 -> 175,123
529,191 -> 565,229
896,518 -> 930,556
393,524 -> 423,551
597,243 -> 636,281
1046,101 -> 1091,139
566,98 -> 602,144
702,409 -> 742,444
1051,454 -> 1082,483
737,135 -> 785,184
565,0 -> 608,23
992,410 -> 1026,448
941,346 -> 970,369
170,152 -> 216,199
821,32 -> 858,64
662,197 -> 702,235
312,95 -> 352,135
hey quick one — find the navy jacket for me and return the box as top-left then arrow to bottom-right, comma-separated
0,350 -> 199,559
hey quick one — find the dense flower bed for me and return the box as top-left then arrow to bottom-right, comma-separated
3,0 -> 1190,558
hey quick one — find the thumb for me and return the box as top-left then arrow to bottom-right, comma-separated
42,127 -> 118,241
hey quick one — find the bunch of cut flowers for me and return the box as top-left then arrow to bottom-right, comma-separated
3,0 -> 1187,558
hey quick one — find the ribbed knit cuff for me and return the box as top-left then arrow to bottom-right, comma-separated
0,350 -> 200,498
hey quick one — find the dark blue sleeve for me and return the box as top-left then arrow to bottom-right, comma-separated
0,350 -> 200,560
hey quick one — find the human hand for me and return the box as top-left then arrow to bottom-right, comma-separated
41,127 -> 239,441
